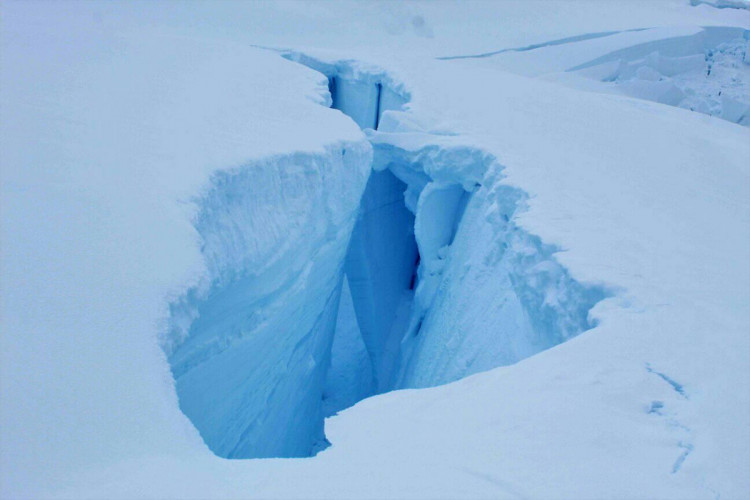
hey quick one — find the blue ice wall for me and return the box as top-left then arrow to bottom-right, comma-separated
327,76 -> 417,392
411,183 -> 470,319
329,76 -> 408,130
397,182 -> 608,388
372,142 -> 610,389
331,77 -> 380,130
323,276 -> 375,415
344,170 -> 418,390
173,275 -> 341,457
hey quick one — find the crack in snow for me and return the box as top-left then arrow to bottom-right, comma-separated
646,363 -> 688,399
436,28 -> 647,60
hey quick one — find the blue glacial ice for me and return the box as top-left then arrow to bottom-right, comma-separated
163,60 -> 609,458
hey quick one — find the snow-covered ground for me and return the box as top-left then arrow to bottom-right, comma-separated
2,1 -> 749,499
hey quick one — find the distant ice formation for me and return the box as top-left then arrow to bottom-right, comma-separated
570,27 -> 750,125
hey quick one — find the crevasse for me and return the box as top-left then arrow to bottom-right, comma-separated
162,55 -> 609,459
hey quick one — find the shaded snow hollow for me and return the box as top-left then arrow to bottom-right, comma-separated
164,57 -> 609,458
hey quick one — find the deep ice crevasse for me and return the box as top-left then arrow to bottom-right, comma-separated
162,54 -> 610,459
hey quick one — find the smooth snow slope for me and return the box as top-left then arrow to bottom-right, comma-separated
2,1 -> 749,499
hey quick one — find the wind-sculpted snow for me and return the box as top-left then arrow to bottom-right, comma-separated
164,144 -> 371,458
691,0 -> 750,9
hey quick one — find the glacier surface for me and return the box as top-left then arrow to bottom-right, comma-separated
2,1 -> 749,499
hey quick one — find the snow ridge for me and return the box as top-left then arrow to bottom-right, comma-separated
437,29 -> 646,61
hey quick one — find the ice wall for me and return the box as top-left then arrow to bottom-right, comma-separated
297,56 -> 609,393
400,180 -> 607,387
323,277 -> 374,416
164,144 -> 371,458
344,170 -> 418,391
368,120 -> 609,389
325,74 -> 419,392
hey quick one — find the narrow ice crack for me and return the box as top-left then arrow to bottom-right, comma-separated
436,28 -> 647,60
672,442 -> 695,473
646,363 -> 688,399
644,364 -> 695,475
